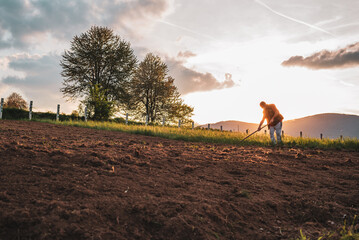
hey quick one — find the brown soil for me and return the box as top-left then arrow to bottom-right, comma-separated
0,120 -> 358,240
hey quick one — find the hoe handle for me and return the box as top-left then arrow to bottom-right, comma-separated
240,124 -> 267,143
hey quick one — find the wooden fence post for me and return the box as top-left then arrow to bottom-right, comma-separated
192,121 -> 194,130
208,124 -> 210,130
29,101 -> 33,120
220,125 -> 223,132
320,133 -> 323,140
126,113 -> 128,125
246,129 -> 249,135
282,130 -> 284,138
178,119 -> 181,128
300,131 -> 302,138
84,107 -> 88,122
162,117 -> 165,126
0,98 -> 3,119
56,104 -> 60,121
145,115 -> 148,126
340,135 -> 343,141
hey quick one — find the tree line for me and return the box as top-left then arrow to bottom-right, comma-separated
61,26 -> 194,124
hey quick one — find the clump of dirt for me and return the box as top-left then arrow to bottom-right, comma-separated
0,120 -> 358,239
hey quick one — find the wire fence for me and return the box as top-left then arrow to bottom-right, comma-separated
0,98 -> 347,140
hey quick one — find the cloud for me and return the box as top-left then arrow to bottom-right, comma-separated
282,42 -> 359,69
0,0 -> 172,49
108,0 -> 172,37
166,54 -> 236,95
177,51 -> 197,58
3,53 -> 61,88
0,53 -> 73,112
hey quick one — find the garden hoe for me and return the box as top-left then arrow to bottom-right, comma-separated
240,124 -> 267,143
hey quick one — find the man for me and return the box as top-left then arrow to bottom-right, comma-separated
258,101 -> 284,145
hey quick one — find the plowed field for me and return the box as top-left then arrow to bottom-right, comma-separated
0,120 -> 358,239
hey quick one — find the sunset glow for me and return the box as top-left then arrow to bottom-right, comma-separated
1,0 -> 358,124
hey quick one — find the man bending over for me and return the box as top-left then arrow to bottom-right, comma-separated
258,101 -> 284,145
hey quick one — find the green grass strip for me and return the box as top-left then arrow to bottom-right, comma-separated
34,119 -> 359,151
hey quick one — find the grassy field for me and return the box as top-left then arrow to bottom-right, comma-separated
34,119 -> 359,151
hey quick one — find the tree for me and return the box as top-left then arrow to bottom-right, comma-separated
4,92 -> 27,110
60,26 -> 137,120
129,53 -> 193,124
82,84 -> 115,120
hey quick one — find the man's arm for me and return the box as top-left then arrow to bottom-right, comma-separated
258,115 -> 265,131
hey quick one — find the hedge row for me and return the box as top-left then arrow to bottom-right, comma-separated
1,108 -> 84,121
1,108 -> 173,126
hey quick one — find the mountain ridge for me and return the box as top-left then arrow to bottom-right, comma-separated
200,113 -> 359,139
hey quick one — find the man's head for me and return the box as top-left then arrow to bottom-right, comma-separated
260,101 -> 266,108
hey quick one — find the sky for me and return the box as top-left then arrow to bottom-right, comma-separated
1,0 -> 359,124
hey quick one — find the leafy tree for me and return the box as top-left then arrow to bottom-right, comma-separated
60,26 -> 137,120
4,92 -> 27,110
82,84 -> 115,120
129,53 -> 193,124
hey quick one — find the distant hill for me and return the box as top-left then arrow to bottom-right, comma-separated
200,113 -> 359,139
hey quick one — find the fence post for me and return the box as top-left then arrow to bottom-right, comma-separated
340,135 -> 343,141
282,130 -> 284,138
29,101 -> 33,120
246,129 -> 249,134
192,121 -> 194,130
162,117 -> 165,126
0,98 -> 3,119
56,104 -> 60,121
126,113 -> 128,125
178,119 -> 181,128
207,124 -> 210,130
320,133 -> 323,140
145,115 -> 148,126
84,107 -> 88,122
220,125 -> 223,132
300,131 -> 302,138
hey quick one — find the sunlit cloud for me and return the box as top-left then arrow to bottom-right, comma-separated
282,42 -> 359,69
166,54 -> 236,95
177,51 -> 196,58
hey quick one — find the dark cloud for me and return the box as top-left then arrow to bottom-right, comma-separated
1,53 -> 65,111
0,0 -> 171,49
166,56 -> 236,95
4,54 -> 61,88
282,42 -> 359,69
